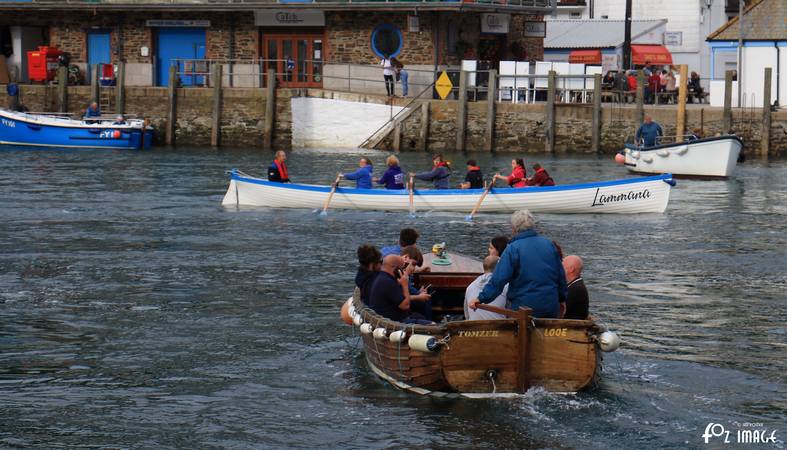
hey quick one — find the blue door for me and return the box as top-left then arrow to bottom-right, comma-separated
156,27 -> 206,87
87,31 -> 112,84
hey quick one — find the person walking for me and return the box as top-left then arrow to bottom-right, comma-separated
380,54 -> 395,97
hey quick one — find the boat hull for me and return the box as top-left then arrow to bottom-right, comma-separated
223,171 -> 674,214
623,136 -> 742,178
0,109 -> 153,150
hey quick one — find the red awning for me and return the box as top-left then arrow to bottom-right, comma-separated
569,49 -> 602,64
631,45 -> 673,66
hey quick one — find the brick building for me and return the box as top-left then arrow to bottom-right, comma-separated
0,0 -> 551,90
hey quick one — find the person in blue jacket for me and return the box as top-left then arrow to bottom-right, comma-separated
468,209 -> 567,319
339,157 -> 373,189
635,115 -> 663,147
412,154 -> 451,189
376,155 -> 406,189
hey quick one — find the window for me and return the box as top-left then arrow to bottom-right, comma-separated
371,23 -> 402,58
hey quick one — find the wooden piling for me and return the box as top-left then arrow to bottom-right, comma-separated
115,61 -> 125,115
91,64 -> 100,105
723,70 -> 733,132
166,65 -> 177,146
592,73 -> 602,154
485,69 -> 497,152
456,70 -> 468,152
264,68 -> 276,151
57,66 -> 68,113
211,64 -> 223,147
393,122 -> 402,152
545,70 -> 556,153
419,101 -> 429,152
635,70 -> 645,124
676,64 -> 688,142
761,67 -> 772,157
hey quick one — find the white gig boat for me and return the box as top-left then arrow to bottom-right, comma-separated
621,135 -> 743,178
222,169 -> 675,214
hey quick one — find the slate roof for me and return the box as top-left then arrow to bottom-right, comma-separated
545,19 -> 668,49
707,0 -> 787,41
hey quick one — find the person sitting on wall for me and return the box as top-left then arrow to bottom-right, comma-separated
339,157 -> 373,189
488,236 -> 509,258
381,227 -> 419,258
525,163 -> 555,187
85,102 -> 101,120
412,154 -> 451,189
112,115 -> 127,125
375,155 -> 406,190
562,255 -> 589,320
635,115 -> 664,147
468,209 -> 567,319
464,255 -> 509,320
492,158 -> 527,188
401,245 -> 432,320
355,244 -> 382,305
267,150 -> 291,183
688,72 -> 704,103
459,159 -> 483,189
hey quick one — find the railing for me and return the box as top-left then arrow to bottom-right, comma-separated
8,0 -> 553,7
358,80 -> 436,149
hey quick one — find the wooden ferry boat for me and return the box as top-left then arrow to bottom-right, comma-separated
344,253 -> 620,397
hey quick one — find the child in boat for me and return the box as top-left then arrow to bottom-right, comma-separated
459,160 -> 483,189
339,157 -> 373,189
493,159 -> 527,188
381,228 -> 419,257
525,163 -> 555,187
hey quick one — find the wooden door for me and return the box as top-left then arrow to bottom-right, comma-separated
261,33 -> 323,88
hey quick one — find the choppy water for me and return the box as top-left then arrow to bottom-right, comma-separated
0,148 -> 785,449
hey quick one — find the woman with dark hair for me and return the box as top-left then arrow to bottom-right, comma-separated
488,236 -> 509,258
493,159 -> 527,188
355,244 -> 382,305
412,154 -> 451,189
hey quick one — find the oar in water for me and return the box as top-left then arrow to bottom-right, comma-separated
319,174 -> 342,216
465,180 -> 494,221
408,175 -> 416,218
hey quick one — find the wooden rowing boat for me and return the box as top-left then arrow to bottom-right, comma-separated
344,252 -> 620,397
621,135 -> 742,178
223,169 -> 674,214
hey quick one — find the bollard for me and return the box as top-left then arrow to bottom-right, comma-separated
456,70 -> 468,152
635,70 -> 645,125
723,70 -> 733,133
761,67 -> 772,157
676,64 -> 688,143
419,101 -> 429,152
393,121 -> 402,152
545,70 -> 556,153
592,73 -> 602,154
485,69 -> 497,152
116,61 -> 125,115
211,64 -> 223,147
91,64 -> 100,105
166,65 -> 177,146
57,66 -> 68,113
264,68 -> 276,151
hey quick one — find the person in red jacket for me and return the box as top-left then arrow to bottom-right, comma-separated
493,158 -> 527,188
526,163 -> 555,187
627,71 -> 637,91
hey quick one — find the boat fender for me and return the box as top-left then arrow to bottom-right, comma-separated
359,323 -> 374,335
389,330 -> 407,343
656,150 -> 669,157
340,298 -> 353,325
113,130 -> 121,139
641,155 -> 653,163
408,334 -> 439,353
675,147 -> 688,155
372,328 -> 388,340
352,314 -> 363,327
348,304 -> 356,317
631,151 -> 640,159
598,331 -> 621,352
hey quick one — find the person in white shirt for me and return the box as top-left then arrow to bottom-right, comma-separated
380,55 -> 395,97
464,256 -> 509,320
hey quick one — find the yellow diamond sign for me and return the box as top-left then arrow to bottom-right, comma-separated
435,71 -> 453,100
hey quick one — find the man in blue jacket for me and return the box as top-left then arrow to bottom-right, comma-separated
469,209 -> 567,318
340,157 -> 373,189
635,115 -> 663,147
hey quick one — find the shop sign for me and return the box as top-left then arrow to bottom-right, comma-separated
602,54 -> 619,72
481,14 -> 510,34
146,20 -> 211,27
522,21 -> 546,38
664,31 -> 683,46
255,10 -> 325,27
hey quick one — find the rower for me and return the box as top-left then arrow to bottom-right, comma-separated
339,157 -> 373,189
267,150 -> 290,183
459,159 -> 483,189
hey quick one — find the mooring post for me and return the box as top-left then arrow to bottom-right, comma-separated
484,69 -> 497,152
91,64 -> 100,105
393,121 -> 402,152
211,64 -> 223,147
545,70 -> 556,153
723,70 -> 733,132
676,64 -> 688,142
761,67 -> 772,157
264,68 -> 276,151
57,66 -> 68,113
635,70 -> 645,125
166,65 -> 177,146
419,101 -> 429,152
592,73 -> 602,154
115,61 -> 125,115
456,70 -> 468,152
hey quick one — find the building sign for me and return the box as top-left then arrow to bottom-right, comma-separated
146,20 -> 210,27
522,21 -> 546,38
664,31 -> 683,46
255,10 -> 325,27
481,14 -> 510,34
602,54 -> 619,72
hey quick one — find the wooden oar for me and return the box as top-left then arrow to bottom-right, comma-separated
408,175 -> 416,218
319,174 -> 342,216
465,179 -> 494,221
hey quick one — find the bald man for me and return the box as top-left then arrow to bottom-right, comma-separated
369,254 -> 411,322
562,255 -> 589,320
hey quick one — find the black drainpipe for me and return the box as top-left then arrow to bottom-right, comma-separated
775,42 -> 780,107
229,16 -> 235,88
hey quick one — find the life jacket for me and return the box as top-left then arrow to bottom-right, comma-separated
508,165 -> 526,188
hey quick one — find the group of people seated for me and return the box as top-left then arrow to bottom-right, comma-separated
353,210 -> 590,325
267,151 -> 556,189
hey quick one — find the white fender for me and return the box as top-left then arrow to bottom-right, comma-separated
359,323 -> 374,335
352,314 -> 363,326
599,331 -> 621,352
641,155 -> 653,163
631,151 -> 640,159
656,149 -> 669,157
675,147 -> 688,155
389,330 -> 407,343
408,334 -> 439,352
372,328 -> 388,340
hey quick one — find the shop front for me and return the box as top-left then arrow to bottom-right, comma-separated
256,10 -> 325,88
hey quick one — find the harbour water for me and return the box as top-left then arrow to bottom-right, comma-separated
1,148 -> 785,449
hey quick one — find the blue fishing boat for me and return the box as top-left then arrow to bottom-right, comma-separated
0,108 -> 153,150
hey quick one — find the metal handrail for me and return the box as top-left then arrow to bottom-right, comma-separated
358,80 -> 436,149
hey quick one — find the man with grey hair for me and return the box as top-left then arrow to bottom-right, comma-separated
464,255 -> 508,320
267,150 -> 290,183
469,209 -> 567,318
